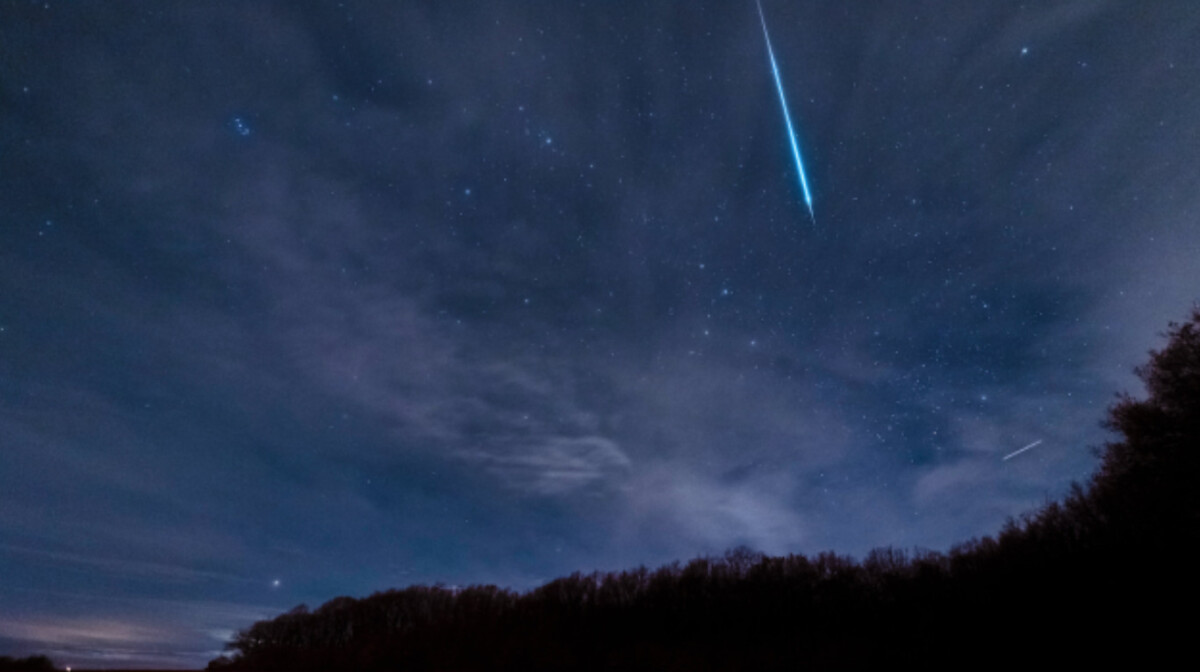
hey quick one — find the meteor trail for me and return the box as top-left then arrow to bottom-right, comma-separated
755,0 -> 815,223
1002,440 -> 1044,461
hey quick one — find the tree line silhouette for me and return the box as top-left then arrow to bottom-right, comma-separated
209,309 -> 1200,670
0,656 -> 56,672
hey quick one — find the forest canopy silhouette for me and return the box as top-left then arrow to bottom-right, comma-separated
208,309 -> 1200,670
0,657 -> 56,672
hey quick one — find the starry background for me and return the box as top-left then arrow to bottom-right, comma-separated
2,0 -> 1199,667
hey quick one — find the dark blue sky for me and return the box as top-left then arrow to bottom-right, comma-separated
3,1 -> 1199,667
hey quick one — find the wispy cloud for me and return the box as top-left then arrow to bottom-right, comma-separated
0,619 -> 169,647
626,464 -> 809,556
0,593 -> 278,669
461,435 -> 631,495
0,543 -> 253,585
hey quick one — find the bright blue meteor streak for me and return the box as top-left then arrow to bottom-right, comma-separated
756,0 -> 815,223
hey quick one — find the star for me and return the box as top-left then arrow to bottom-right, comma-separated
230,116 -> 252,136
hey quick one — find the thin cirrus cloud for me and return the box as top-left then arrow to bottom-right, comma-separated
0,619 -> 169,648
460,435 -> 632,496
0,544 -> 253,587
0,600 -> 271,669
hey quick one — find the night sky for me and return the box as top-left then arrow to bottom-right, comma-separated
3,1 -> 1200,667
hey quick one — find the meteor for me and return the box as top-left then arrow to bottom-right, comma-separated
1002,440 -> 1044,461
755,0 -> 815,223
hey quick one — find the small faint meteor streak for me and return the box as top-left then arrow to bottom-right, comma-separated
1003,439 -> 1044,461
755,0 -> 815,223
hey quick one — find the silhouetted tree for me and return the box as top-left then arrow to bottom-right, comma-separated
0,656 -> 56,672
1092,309 -> 1200,540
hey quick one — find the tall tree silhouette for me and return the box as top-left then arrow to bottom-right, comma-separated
1093,308 -> 1200,541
